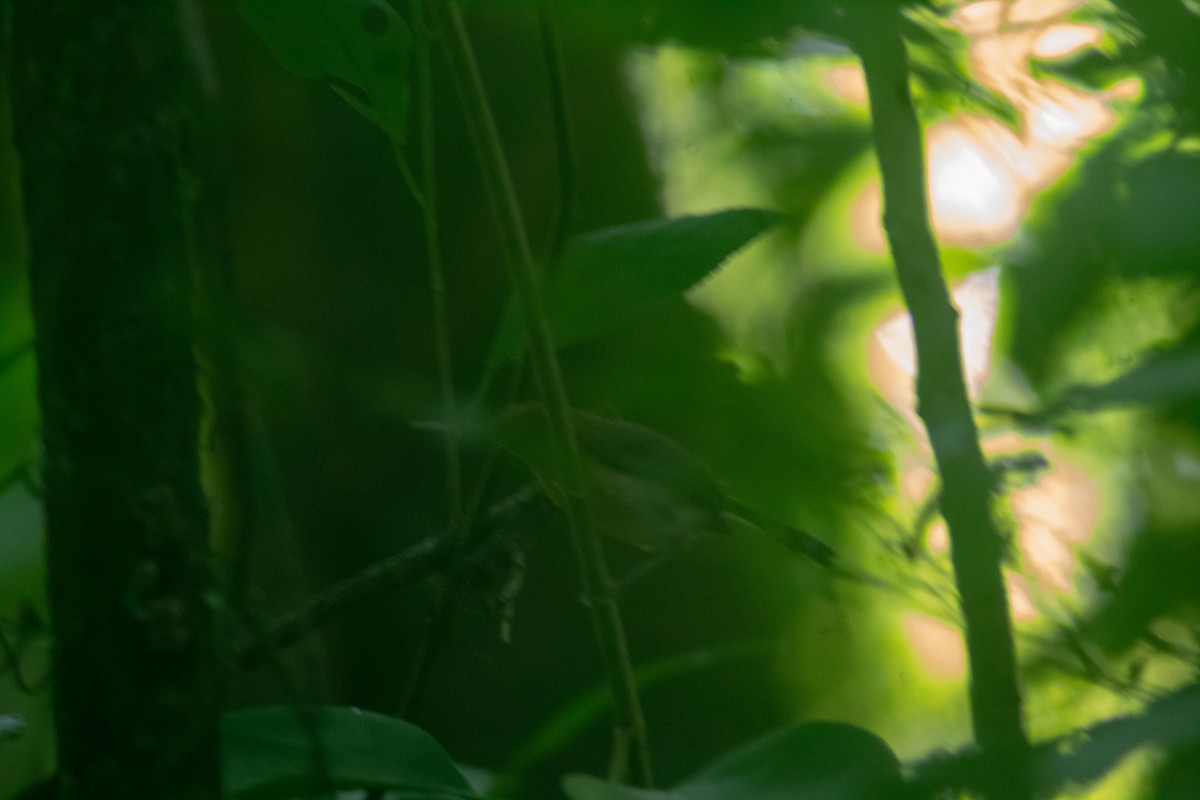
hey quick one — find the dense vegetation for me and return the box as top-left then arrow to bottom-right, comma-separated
3,1 -> 1200,798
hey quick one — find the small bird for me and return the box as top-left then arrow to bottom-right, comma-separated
492,405 -> 837,567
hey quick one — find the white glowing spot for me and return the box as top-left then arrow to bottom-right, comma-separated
928,124 -> 1025,245
1026,82 -> 1114,149
955,268 -> 1000,396
953,0 -> 1004,35
954,0 -> 1086,33
1008,0 -> 1086,26
903,613 -> 965,678
872,267 -> 998,400
1032,23 -> 1103,60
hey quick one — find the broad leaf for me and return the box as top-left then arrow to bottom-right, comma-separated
238,0 -> 412,142
564,722 -> 902,800
222,705 -> 478,799
1076,348 -> 1200,407
1054,341 -> 1200,414
490,209 -> 785,364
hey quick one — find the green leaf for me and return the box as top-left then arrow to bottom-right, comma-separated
0,340 -> 32,378
1061,343 -> 1200,411
489,209 -> 785,364
563,722 -> 902,800
222,705 -> 478,799
237,0 -> 412,142
902,8 -> 1020,127
505,641 -> 770,783
563,776 -> 669,800
1116,151 -> 1200,277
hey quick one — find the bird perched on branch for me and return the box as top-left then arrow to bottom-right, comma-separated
491,405 -> 837,567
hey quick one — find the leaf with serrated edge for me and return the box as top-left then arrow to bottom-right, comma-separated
490,208 -> 786,364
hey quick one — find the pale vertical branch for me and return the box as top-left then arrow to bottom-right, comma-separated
850,7 -> 1030,799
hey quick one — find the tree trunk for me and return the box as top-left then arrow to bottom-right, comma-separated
11,1 -> 219,797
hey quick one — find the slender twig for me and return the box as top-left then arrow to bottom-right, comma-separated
434,2 -> 652,785
850,8 -> 1029,800
410,0 -> 462,531
388,0 -> 464,724
237,484 -> 541,675
237,535 -> 447,672
459,1 -> 571,532
537,3 -> 574,270
458,2 -> 574,530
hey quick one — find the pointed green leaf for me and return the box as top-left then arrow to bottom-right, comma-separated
489,209 -> 786,364
1055,341 -> 1200,413
564,722 -> 902,800
680,722 -> 902,799
238,0 -> 412,142
222,706 -> 478,799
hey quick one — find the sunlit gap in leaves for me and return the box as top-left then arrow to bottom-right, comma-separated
624,0 -> 1146,766
861,0 -> 1137,678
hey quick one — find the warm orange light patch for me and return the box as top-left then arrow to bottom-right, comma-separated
848,0 -> 1122,672
1026,81 -> 1114,149
928,520 -> 949,553
849,178 -> 887,253
1005,573 -> 1039,621
900,455 -> 936,502
826,63 -> 868,106
868,267 -> 999,418
903,614 -> 966,678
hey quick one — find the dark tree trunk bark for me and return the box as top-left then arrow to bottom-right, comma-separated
11,1 -> 219,797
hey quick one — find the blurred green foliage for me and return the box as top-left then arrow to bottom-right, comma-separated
6,0 -> 1200,798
